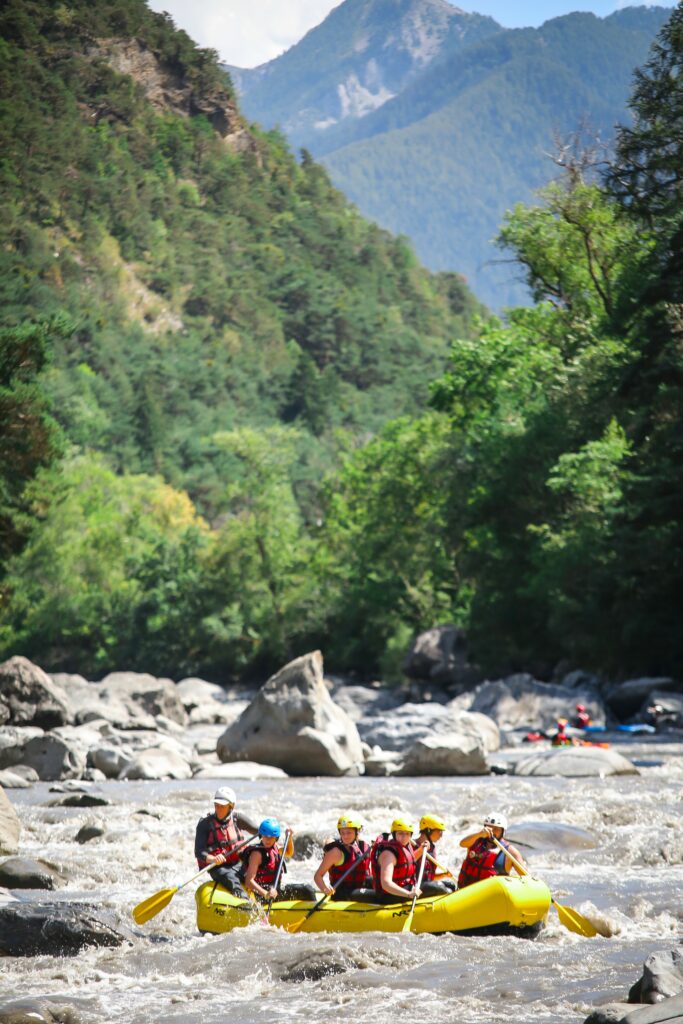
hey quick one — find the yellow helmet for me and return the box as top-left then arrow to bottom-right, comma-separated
391,817 -> 415,834
337,814 -> 362,831
420,814 -> 447,832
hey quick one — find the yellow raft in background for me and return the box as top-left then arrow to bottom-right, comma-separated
195,875 -> 551,937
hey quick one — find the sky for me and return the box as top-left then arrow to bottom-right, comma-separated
147,0 -> 677,67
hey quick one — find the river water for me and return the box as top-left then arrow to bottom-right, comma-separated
3,737 -> 683,1024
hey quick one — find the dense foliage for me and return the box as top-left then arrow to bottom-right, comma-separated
1,0 -> 681,683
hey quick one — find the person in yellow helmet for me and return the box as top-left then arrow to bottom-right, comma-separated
313,814 -> 375,902
371,817 -> 423,903
414,814 -> 456,894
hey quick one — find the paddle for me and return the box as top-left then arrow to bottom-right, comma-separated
287,840 -> 376,933
132,834 -> 257,925
401,844 -> 428,933
264,829 -> 292,922
489,835 -> 599,938
425,852 -> 455,879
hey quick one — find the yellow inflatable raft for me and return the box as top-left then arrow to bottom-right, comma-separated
195,875 -> 551,937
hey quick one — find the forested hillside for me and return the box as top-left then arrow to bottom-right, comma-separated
232,4 -> 671,309
1,0 -> 681,686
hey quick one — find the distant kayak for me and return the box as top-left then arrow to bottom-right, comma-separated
583,724 -> 655,735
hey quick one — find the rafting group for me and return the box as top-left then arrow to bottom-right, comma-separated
193,785 -> 526,906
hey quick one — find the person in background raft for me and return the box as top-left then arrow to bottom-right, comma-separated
194,786 -> 258,899
457,813 -> 525,889
551,718 -> 574,746
313,813 -> 376,903
571,703 -> 592,729
241,818 -> 316,902
372,817 -> 424,903
414,814 -> 456,894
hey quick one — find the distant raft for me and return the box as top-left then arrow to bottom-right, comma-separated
195,875 -> 551,938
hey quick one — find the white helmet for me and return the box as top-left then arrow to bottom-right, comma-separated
483,813 -> 507,832
214,786 -> 236,805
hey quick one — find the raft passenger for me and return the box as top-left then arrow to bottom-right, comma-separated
457,813 -> 525,889
415,814 -> 456,894
372,817 -> 423,903
194,786 -> 257,899
313,814 -> 375,902
241,818 -> 316,902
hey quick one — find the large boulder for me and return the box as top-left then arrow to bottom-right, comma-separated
604,677 -> 680,719
327,682 -> 404,723
629,950 -> 683,1004
585,999 -> 683,1024
398,730 -> 489,775
118,746 -> 193,780
96,671 -> 188,726
217,651 -> 365,776
455,673 -> 605,731
513,747 -> 639,777
4,734 -> 87,781
193,762 -> 287,780
357,702 -> 500,754
0,901 -> 130,956
0,657 -> 70,729
0,787 -> 20,855
402,625 -> 480,691
0,857 -> 66,890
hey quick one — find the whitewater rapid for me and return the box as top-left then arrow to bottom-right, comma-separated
3,739 -> 683,1024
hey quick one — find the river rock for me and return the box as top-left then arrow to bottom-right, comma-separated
0,770 -> 32,789
192,761 -> 287,780
97,671 -> 188,726
0,901 -> 129,955
119,746 -> 193,780
513,747 -> 639,777
88,744 -> 133,778
399,730 -> 489,775
0,657 -> 70,729
0,996 -> 91,1024
583,1007 -> 633,1024
0,787 -> 20,855
75,824 -> 106,843
604,677 -> 680,719
0,727 -> 44,770
507,821 -> 598,851
363,747 -> 402,777
454,673 -> 605,731
217,651 -> 365,776
327,681 -> 405,722
0,857 -> 66,890
357,702 -> 500,754
629,949 -> 683,1003
622,994 -> 683,1022
6,734 -> 87,781
402,625 -> 481,691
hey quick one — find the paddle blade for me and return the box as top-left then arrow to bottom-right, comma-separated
401,910 -> 415,933
132,886 -> 178,925
552,899 -> 598,937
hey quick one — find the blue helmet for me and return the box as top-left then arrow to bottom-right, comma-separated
259,817 -> 281,838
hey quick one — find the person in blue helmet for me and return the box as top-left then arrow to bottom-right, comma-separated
240,818 -> 316,902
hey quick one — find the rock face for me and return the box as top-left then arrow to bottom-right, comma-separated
217,652 -> 365,776
119,746 -> 192,781
357,702 -> 499,755
0,901 -> 129,956
399,730 -> 489,775
457,673 -> 605,731
604,677 -> 680,719
2,734 -> 87,782
513,747 -> 638,778
0,657 -> 70,729
0,787 -> 20,856
402,625 -> 480,691
97,672 -> 188,726
629,949 -> 683,1004
0,857 -> 65,890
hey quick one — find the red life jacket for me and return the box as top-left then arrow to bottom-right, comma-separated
457,836 -> 510,888
243,842 -> 284,888
198,813 -> 245,868
324,839 -> 373,890
372,834 -> 416,894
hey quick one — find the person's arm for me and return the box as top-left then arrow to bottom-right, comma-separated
243,850 -> 276,900
459,829 -> 486,849
313,846 -> 344,895
504,843 -> 526,876
235,812 -> 259,835
195,818 -> 223,864
378,850 -> 421,899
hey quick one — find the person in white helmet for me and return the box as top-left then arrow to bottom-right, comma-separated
456,813 -> 525,889
194,786 -> 258,898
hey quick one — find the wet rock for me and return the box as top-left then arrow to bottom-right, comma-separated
0,786 -> 20,855
0,656 -> 71,729
0,996 -> 90,1023
0,770 -> 32,789
193,762 -> 287,780
0,728 -> 44,770
0,901 -> 130,955
604,677 -> 680,719
513,747 -> 638,777
176,677 -> 245,725
622,994 -> 683,1022
398,730 -> 489,775
75,824 -> 106,844
583,1007 -> 633,1024
402,625 -> 481,691
0,857 -> 66,889
357,702 -> 499,755
98,671 -> 187,725
6,734 -> 87,781
454,673 -> 606,731
280,951 -> 349,982
49,792 -> 110,808
292,831 -> 324,859
629,949 -> 683,1004
88,744 -> 133,779
217,651 -> 365,776
4,764 -> 39,783
119,746 -> 193,780
363,747 -> 402,777
507,821 -> 598,851
327,681 -> 405,722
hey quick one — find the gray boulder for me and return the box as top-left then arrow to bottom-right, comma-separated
583,1008 -> 634,1024
5,734 -> 87,781
88,744 -> 133,779
624,995 -> 683,1023
507,820 -> 598,851
118,746 -> 193,780
217,651 -> 365,776
0,787 -> 20,855
0,857 -> 65,890
513,747 -> 639,777
604,678 -> 680,719
399,730 -> 489,775
192,761 -> 287,780
629,950 -> 683,1004
75,824 -> 106,844
0,770 -> 32,789
0,657 -> 70,729
455,673 -> 605,731
402,625 -> 480,691
0,996 -> 92,1023
358,702 -> 499,754
327,681 -> 404,723
0,901 -> 130,955
97,671 -> 188,726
